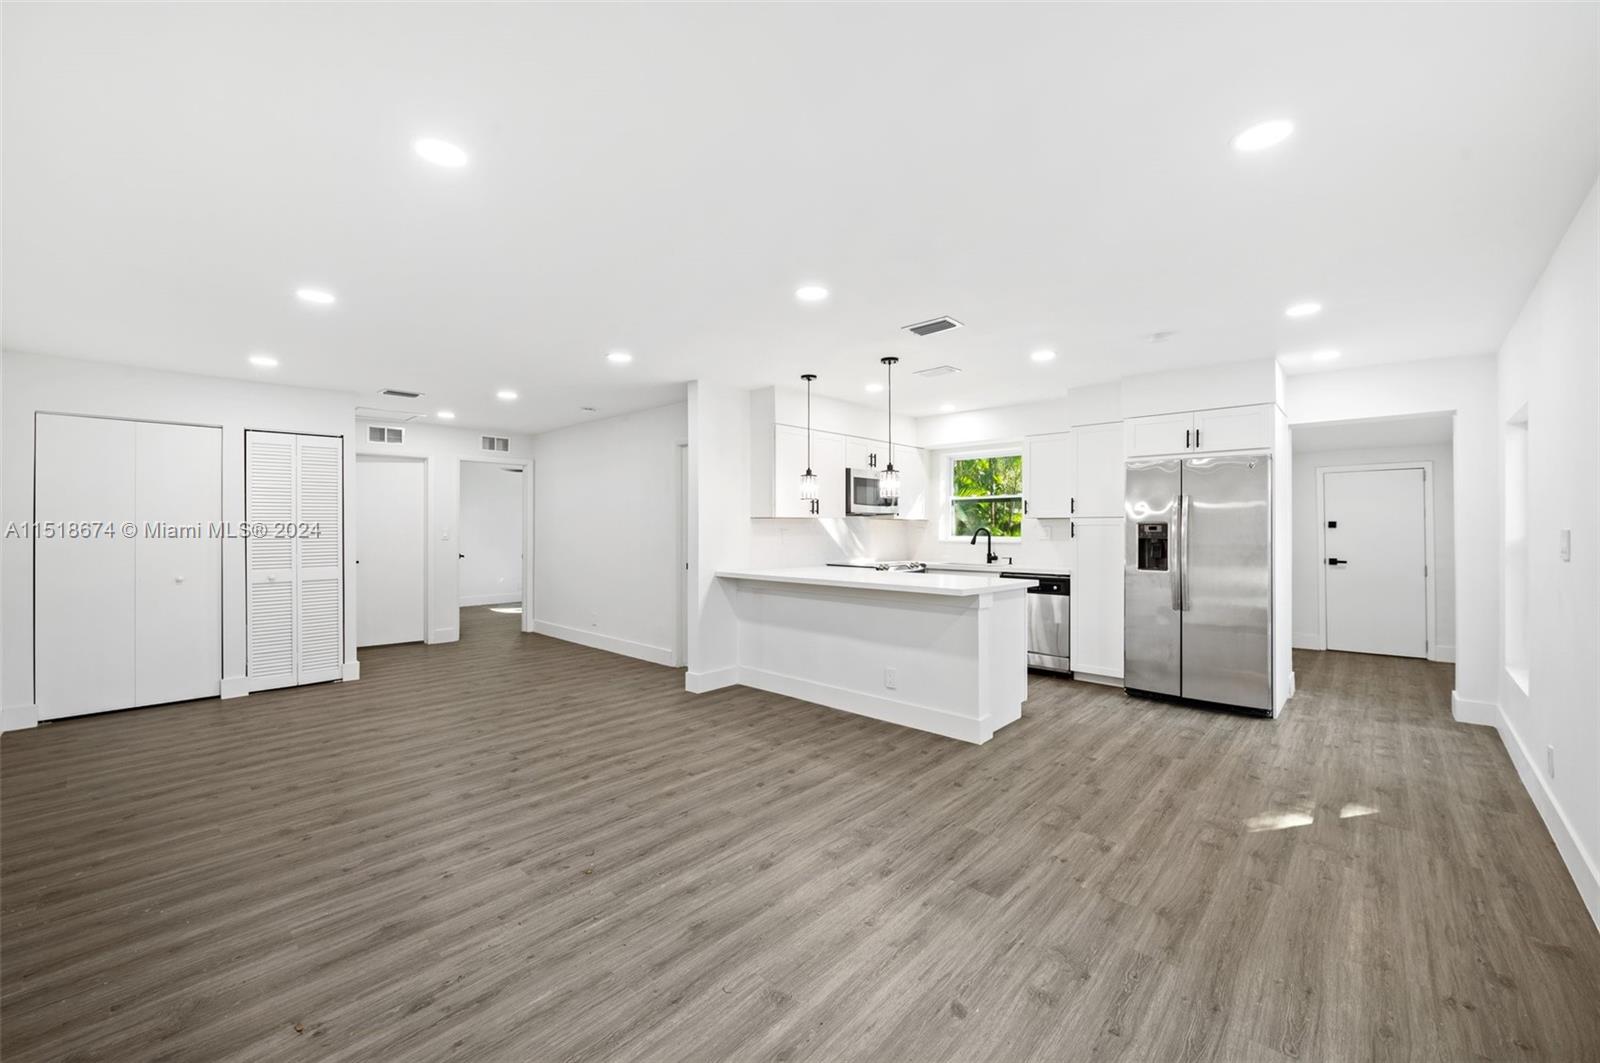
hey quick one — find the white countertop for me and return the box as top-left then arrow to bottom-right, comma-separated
717,566 -> 1036,597
921,561 -> 1071,576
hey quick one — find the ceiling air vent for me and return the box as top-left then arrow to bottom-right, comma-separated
903,316 -> 964,337
380,388 -> 424,399
481,435 -> 510,453
913,364 -> 962,378
367,425 -> 405,445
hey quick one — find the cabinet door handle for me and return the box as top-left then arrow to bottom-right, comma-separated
1024,499 -> 1028,515
1070,497 -> 1075,514
1070,521 -> 1075,539
1185,429 -> 1191,448
1195,428 -> 1201,449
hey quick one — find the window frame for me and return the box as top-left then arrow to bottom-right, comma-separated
941,446 -> 1025,542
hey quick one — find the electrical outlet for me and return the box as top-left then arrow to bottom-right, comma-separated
1547,745 -> 1556,779
1040,524 -> 1053,540
1559,529 -> 1571,562
884,667 -> 898,690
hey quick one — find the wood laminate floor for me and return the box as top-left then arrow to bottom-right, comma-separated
3,607 -> 1597,1062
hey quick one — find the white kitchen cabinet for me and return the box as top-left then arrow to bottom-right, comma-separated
1124,413 -> 1194,457
844,437 -> 883,472
772,425 -> 817,518
1069,518 -> 1124,679
891,445 -> 927,521
1025,432 -> 1075,518
1125,404 -> 1274,457
813,432 -> 848,518
1192,404 -> 1274,453
1072,422 -> 1125,517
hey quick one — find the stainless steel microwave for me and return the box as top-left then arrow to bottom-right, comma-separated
845,467 -> 898,515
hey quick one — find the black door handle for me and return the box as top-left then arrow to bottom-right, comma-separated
459,553 -> 466,559
1327,557 -> 1348,566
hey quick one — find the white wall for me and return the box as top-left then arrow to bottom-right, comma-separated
1291,441 -> 1456,659
2,352 -> 359,729
530,402 -> 686,667
353,420 -> 535,644
458,460 -> 525,606
1495,178 -> 1599,928
1284,354 -> 1499,717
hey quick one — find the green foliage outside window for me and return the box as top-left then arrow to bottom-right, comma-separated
950,454 -> 1023,538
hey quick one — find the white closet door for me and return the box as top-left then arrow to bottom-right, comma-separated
295,435 -> 345,682
135,422 -> 222,706
246,431 -> 298,688
356,456 -> 426,646
35,414 -> 138,719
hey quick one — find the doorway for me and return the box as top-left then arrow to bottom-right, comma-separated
458,459 -> 528,635
356,454 -> 428,647
1320,465 -> 1432,658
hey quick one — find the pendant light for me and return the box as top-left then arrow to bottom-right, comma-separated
878,356 -> 900,504
799,374 -> 819,513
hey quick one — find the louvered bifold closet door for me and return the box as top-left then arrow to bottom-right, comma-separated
294,435 -> 344,683
246,431 -> 298,688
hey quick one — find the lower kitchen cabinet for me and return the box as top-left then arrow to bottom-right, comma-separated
1070,518 -> 1124,679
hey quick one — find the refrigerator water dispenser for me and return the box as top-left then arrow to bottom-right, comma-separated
1137,522 -> 1169,571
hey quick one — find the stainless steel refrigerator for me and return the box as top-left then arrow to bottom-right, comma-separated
1124,454 -> 1273,714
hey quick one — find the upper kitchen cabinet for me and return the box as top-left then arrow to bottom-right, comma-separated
1124,412 -> 1193,457
1071,422 -> 1125,517
890,445 -> 927,521
1124,404 -> 1274,457
765,424 -> 848,517
844,437 -> 881,472
1024,432 -> 1075,518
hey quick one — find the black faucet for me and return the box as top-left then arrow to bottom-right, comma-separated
970,527 -> 998,564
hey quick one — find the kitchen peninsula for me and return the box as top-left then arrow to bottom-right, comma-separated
714,566 -> 1034,743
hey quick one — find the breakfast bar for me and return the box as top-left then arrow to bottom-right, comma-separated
714,566 -> 1035,743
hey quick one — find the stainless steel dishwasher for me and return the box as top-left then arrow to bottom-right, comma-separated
1001,572 -> 1071,674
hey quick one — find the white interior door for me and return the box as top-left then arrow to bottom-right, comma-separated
356,456 -> 426,647
35,414 -> 138,719
294,435 -> 345,679
246,431 -> 298,686
135,422 -> 222,706
1324,468 -> 1427,657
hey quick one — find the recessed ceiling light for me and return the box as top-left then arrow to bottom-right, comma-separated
606,351 -> 633,364
1030,349 -> 1057,363
795,285 -> 829,303
1232,119 -> 1294,153
496,389 -> 518,401
247,353 -> 278,369
413,138 -> 469,168
295,287 -> 337,306
865,382 -> 883,393
940,403 -> 956,413
1311,349 -> 1341,363
1285,301 -> 1323,319
436,410 -> 456,420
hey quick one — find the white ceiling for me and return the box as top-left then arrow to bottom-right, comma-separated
5,4 -> 1596,433
1292,412 -> 1454,453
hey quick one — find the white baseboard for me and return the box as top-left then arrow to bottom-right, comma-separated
531,620 -> 675,667
1073,670 -> 1123,688
220,676 -> 251,699
459,593 -> 520,607
1494,705 -> 1600,932
428,626 -> 460,645
1293,631 -> 1325,651
685,667 -> 739,693
2,703 -> 39,732
1451,690 -> 1498,726
341,660 -> 361,682
737,666 -> 992,744
1429,642 -> 1456,663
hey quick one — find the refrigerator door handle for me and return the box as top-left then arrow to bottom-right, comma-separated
1170,494 -> 1184,611
1179,492 -> 1192,611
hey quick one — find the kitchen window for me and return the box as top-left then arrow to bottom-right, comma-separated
948,451 -> 1023,538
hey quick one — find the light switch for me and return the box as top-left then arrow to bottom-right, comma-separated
1560,529 -> 1571,562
